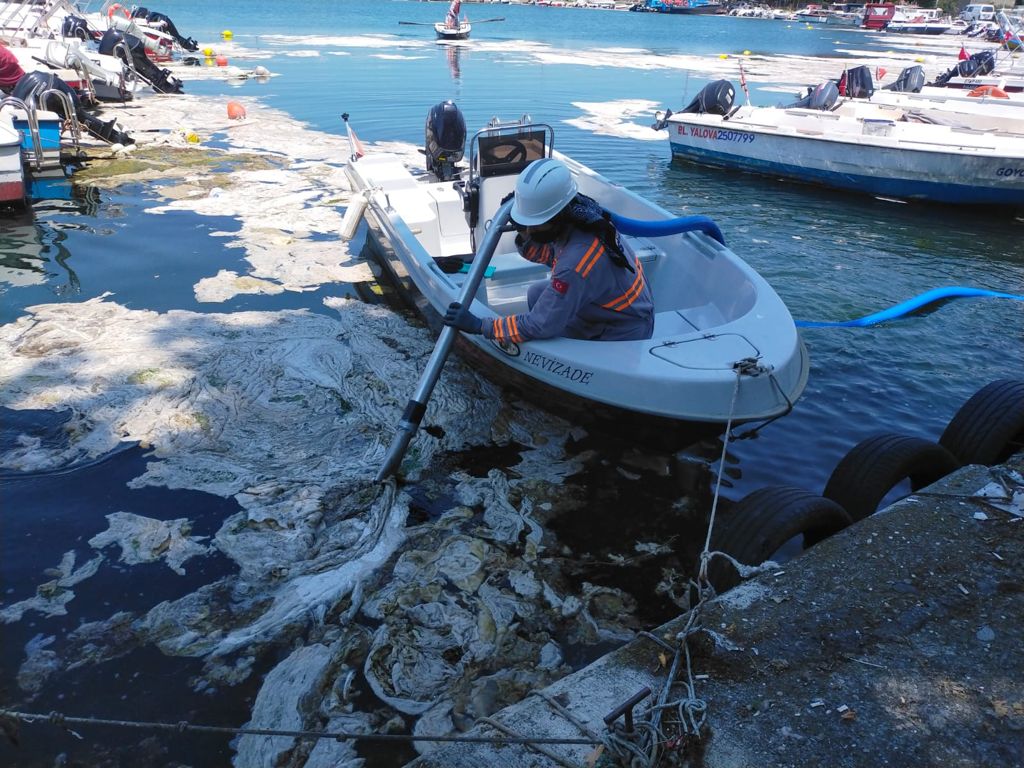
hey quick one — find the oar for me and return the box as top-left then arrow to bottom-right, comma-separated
398,21 -> 438,26
375,199 -> 515,482
469,17 -> 506,23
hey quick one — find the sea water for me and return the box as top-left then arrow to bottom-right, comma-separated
1,2 -> 1023,765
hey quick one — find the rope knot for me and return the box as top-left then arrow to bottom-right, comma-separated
48,711 -> 65,728
176,720 -> 189,733
733,357 -> 767,376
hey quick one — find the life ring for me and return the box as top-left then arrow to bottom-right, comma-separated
823,433 -> 961,522
967,85 -> 1009,99
707,485 -> 851,594
939,379 -> 1024,465
107,3 -> 130,19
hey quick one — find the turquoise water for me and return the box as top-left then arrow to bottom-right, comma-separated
1,2 -> 1023,765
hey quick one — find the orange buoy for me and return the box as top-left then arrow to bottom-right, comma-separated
215,54 -> 228,66
968,85 -> 1010,99
107,3 -> 130,19
226,101 -> 246,120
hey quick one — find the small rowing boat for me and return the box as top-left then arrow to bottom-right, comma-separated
434,20 -> 470,40
342,105 -> 809,477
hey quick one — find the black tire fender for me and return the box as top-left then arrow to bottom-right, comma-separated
823,433 -> 961,523
708,485 -> 852,593
939,379 -> 1024,466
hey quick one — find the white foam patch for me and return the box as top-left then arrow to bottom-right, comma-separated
566,99 -> 664,140
260,33 -> 423,49
371,53 -> 429,60
107,94 -> 360,303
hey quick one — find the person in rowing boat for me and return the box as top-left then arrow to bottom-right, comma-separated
444,158 -> 654,343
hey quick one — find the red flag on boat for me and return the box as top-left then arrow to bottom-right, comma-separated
876,67 -> 886,81
738,60 -> 751,105
959,45 -> 969,61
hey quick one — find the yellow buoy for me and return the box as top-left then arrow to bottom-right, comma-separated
914,56 -> 924,63
203,47 -> 214,57
719,53 -> 728,59
222,29 -> 233,40
743,50 -> 751,55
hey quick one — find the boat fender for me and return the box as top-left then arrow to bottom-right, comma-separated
340,192 -> 368,241
609,213 -> 725,246
967,84 -> 1009,98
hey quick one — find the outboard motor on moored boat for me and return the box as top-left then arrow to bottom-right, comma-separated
98,29 -> 184,94
884,65 -> 925,93
930,50 -> 996,86
424,100 -> 466,181
681,80 -> 735,115
781,80 -> 839,110
144,10 -> 199,52
61,15 -> 96,42
11,71 -> 134,145
839,66 -> 873,99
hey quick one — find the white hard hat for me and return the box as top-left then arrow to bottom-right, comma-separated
510,158 -> 578,227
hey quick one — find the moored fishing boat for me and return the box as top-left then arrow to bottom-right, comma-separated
653,79 -> 1024,206
342,105 -> 809,475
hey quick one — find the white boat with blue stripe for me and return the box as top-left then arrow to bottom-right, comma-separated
653,80 -> 1024,207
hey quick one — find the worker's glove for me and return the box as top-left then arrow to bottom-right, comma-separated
444,302 -> 483,335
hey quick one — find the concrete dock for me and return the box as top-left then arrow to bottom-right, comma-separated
406,455 -> 1024,768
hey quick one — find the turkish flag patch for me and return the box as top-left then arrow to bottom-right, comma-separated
551,278 -> 569,295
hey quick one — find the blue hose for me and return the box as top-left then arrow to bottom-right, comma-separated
609,212 -> 725,245
796,286 -> 1024,328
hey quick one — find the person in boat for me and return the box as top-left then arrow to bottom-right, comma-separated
0,42 -> 25,95
444,158 -> 655,343
446,0 -> 461,29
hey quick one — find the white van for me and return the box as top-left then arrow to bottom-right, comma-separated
960,3 -> 996,22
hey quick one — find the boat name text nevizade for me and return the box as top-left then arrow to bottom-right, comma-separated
521,351 -> 594,385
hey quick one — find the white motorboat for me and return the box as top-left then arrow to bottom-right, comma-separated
653,80 -> 1024,206
342,107 -> 809,468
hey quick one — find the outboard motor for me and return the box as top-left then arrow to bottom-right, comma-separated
131,6 -> 150,18
781,81 -> 840,111
839,66 -> 873,99
145,11 -> 198,52
884,65 -> 925,93
61,15 -> 95,42
424,100 -> 466,181
681,80 -> 735,115
98,29 -> 184,94
11,71 -> 134,145
931,50 -> 996,86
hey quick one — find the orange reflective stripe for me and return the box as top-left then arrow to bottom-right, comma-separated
578,240 -> 603,277
509,315 -> 521,343
492,318 -> 504,341
575,238 -> 603,277
603,259 -> 645,311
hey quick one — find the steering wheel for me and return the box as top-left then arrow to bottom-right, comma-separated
484,140 -> 528,166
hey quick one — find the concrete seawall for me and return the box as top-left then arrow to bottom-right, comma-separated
407,454 -> 1024,768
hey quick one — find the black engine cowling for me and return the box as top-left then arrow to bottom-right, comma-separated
681,80 -> 735,116
884,65 -> 925,93
11,71 -> 134,145
98,29 -> 184,94
425,100 -> 466,181
782,81 -> 840,110
930,50 -> 996,86
839,66 -> 874,99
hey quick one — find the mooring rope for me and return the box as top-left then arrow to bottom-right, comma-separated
598,363 -> 754,767
0,709 -> 599,747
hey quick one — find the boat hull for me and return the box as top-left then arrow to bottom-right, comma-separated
435,22 -> 470,39
664,109 -> 1024,206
